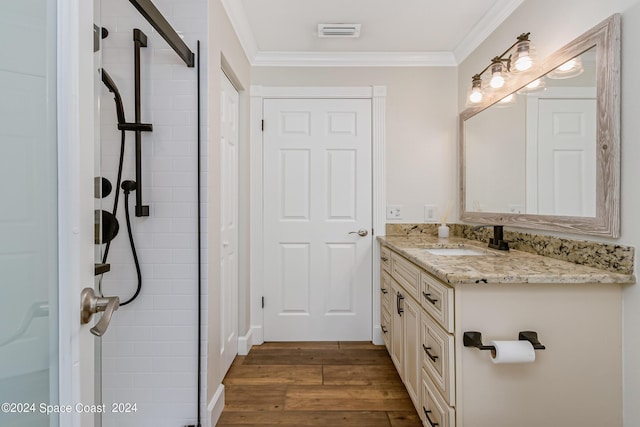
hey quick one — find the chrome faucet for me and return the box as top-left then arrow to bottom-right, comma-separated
472,225 -> 510,251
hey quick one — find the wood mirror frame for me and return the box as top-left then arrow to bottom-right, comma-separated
459,14 -> 620,237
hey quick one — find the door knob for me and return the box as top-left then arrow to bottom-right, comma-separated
80,288 -> 120,337
349,228 -> 369,237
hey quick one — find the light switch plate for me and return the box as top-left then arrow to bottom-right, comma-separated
424,205 -> 438,222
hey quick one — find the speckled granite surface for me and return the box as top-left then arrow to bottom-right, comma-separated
385,223 -> 635,275
379,235 -> 635,285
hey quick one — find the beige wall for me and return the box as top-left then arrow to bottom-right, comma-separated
458,1 -> 640,424
207,0 -> 251,403
252,67 -> 459,224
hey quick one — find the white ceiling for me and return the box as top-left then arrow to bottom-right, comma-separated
221,0 -> 525,66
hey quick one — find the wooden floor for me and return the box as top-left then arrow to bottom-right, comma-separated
216,342 -> 422,427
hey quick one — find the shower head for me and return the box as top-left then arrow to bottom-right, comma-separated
101,69 -> 126,125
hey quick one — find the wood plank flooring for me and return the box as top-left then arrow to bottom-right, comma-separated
217,342 -> 422,427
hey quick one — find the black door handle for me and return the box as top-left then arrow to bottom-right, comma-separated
423,292 -> 438,305
422,344 -> 439,362
423,408 -> 439,427
396,292 -> 404,316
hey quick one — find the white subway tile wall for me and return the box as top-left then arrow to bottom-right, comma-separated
99,0 -> 208,426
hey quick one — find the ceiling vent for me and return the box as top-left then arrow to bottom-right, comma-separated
317,23 -> 361,38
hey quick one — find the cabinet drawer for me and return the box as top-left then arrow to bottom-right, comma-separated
421,312 -> 455,406
421,271 -> 454,333
391,252 -> 421,300
381,306 -> 391,349
381,270 -> 392,313
380,246 -> 392,273
421,370 -> 455,427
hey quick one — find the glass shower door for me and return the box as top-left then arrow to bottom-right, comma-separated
0,0 -> 59,426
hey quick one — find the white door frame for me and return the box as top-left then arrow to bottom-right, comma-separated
248,86 -> 386,350
58,0 -> 96,425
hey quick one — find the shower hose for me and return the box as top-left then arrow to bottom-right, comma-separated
98,129 -> 142,306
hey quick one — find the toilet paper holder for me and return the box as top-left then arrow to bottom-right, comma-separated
463,331 -> 546,351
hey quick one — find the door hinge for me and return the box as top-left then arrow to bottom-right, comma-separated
261,120 -> 264,131
261,296 -> 264,308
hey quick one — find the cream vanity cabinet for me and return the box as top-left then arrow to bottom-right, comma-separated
379,242 -> 625,427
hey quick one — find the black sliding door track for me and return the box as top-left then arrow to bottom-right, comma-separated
129,0 -> 195,67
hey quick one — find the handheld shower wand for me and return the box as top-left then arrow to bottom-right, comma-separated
99,70 -> 143,306
101,69 -> 126,125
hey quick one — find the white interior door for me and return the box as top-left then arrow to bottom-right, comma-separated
263,98 -> 373,341
220,73 -> 239,374
1,0 -> 97,426
525,89 -> 597,217
536,98 -> 596,216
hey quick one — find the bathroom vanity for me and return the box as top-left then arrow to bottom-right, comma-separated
379,235 -> 633,427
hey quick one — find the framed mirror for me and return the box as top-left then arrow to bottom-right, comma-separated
459,14 -> 620,237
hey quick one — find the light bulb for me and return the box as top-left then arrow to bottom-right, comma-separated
490,62 -> 505,88
469,88 -> 483,103
558,59 -> 577,71
526,79 -> 541,89
514,55 -> 532,71
490,75 -> 505,89
499,94 -> 515,103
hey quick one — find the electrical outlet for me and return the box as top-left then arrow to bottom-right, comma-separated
424,205 -> 438,222
386,205 -> 403,220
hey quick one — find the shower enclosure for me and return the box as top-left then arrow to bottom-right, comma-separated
0,0 -> 60,425
1,0 -> 204,425
1,0 -> 100,426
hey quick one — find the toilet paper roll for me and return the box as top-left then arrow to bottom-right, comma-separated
490,340 -> 536,364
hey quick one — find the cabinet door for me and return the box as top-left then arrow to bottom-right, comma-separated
421,311 -> 455,405
391,280 -> 404,374
404,295 -> 421,411
381,306 -> 392,350
381,270 -> 392,313
422,370 -> 455,427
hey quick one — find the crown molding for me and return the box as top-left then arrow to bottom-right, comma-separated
220,0 -> 258,63
252,51 -> 457,67
453,0 -> 525,63
222,0 -> 522,67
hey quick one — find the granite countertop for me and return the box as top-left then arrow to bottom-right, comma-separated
379,235 -> 636,285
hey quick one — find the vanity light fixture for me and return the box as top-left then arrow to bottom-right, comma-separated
466,32 -> 534,105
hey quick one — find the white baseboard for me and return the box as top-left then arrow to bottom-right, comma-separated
238,328 -> 252,355
372,325 -> 384,345
208,384 -> 225,427
238,326 -> 264,355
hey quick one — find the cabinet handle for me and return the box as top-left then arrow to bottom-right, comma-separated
422,292 -> 438,305
423,408 -> 439,427
422,344 -> 439,362
381,288 -> 388,294
381,256 -> 389,262
381,325 -> 388,334
396,292 -> 404,316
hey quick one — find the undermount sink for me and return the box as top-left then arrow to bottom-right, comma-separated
422,247 -> 492,256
